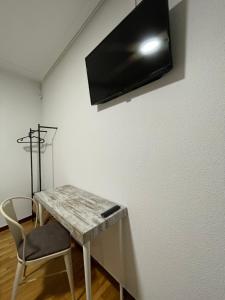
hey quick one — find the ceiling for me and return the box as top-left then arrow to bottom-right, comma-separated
0,0 -> 103,81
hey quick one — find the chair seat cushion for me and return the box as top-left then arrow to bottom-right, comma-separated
18,221 -> 71,261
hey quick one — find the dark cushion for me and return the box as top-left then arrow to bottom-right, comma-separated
18,221 -> 71,261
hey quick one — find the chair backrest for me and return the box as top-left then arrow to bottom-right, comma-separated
0,197 -> 37,250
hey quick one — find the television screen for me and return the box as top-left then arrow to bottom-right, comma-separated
85,0 -> 172,105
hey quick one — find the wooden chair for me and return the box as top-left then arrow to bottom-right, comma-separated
0,197 -> 75,300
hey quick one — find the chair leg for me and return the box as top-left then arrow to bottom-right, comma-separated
11,261 -> 24,300
23,265 -> 27,280
64,250 -> 75,300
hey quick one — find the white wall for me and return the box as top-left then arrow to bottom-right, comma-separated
41,0 -> 225,299
0,70 -> 41,227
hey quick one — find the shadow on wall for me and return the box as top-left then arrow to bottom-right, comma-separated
91,214 -> 141,299
122,217 -> 140,299
97,0 -> 188,112
41,130 -> 57,190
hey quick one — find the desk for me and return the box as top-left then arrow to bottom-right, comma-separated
34,185 -> 127,300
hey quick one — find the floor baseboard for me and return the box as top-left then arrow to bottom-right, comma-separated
72,240 -> 135,299
0,215 -> 32,232
91,256 -> 135,299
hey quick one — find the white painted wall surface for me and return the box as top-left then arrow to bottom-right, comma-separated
0,70 -> 41,227
42,0 -> 225,299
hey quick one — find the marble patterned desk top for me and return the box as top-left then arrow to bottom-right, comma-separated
34,185 -> 128,245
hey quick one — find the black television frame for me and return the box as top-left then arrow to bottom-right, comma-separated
85,0 -> 173,105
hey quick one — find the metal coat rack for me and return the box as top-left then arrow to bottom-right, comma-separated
17,124 -> 58,197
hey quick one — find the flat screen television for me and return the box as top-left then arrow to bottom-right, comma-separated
85,0 -> 172,105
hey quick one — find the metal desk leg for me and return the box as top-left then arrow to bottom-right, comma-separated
38,203 -> 43,226
119,219 -> 124,300
83,241 -> 92,300
120,285 -> 124,300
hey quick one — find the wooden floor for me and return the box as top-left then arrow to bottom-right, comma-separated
0,220 -> 132,300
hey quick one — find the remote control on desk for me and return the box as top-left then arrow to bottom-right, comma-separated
101,205 -> 121,218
